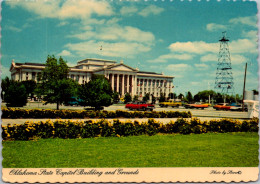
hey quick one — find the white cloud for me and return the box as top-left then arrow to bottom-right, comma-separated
229,39 -> 257,54
206,23 -> 227,32
7,0 -> 114,20
166,64 -> 191,72
200,54 -> 217,62
200,52 -> 248,65
120,6 -> 138,16
169,41 -> 218,54
231,55 -> 247,65
65,40 -> 151,58
71,24 -> 155,44
229,16 -> 257,27
57,50 -> 72,57
147,53 -> 193,63
242,30 -> 257,40
169,38 -> 257,55
138,5 -> 164,17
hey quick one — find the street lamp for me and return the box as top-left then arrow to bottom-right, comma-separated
2,91 -> 5,102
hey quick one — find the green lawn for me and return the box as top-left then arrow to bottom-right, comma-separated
2,132 -> 258,168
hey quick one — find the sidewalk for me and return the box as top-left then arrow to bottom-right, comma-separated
1,117 -> 246,126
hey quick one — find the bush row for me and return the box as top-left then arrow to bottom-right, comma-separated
1,108 -> 192,119
2,118 -> 258,140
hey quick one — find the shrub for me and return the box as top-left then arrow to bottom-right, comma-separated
2,118 -> 258,141
2,108 -> 192,119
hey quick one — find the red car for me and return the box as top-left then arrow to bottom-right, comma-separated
213,103 -> 232,110
125,101 -> 155,111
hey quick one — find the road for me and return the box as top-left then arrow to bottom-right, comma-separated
2,102 -> 249,119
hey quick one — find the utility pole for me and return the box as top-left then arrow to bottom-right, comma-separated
242,62 -> 247,111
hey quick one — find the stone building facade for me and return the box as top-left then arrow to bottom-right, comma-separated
10,58 -> 174,98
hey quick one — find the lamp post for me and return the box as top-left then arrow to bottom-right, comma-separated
2,91 -> 5,102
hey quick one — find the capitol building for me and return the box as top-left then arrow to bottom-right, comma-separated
10,58 -> 174,98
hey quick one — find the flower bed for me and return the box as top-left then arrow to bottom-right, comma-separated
2,118 -> 258,140
1,108 -> 192,119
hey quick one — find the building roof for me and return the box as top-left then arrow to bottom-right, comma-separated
15,62 -> 45,66
93,63 -> 138,72
77,58 -> 117,64
138,71 -> 162,75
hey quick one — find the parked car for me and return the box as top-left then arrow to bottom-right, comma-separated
213,103 -> 230,110
184,102 -> 209,109
125,101 -> 155,111
64,97 -> 86,106
230,104 -> 248,112
159,99 -> 182,108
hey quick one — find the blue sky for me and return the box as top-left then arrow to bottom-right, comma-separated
1,0 -> 258,96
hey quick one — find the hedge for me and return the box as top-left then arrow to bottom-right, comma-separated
1,108 -> 192,119
2,118 -> 258,140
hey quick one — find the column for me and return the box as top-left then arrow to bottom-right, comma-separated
138,79 -> 141,96
122,74 -> 125,95
135,76 -> 138,96
78,75 -> 82,84
142,79 -> 145,97
15,73 -> 19,81
131,75 -> 136,96
28,72 -> 32,80
154,80 -> 157,97
111,73 -> 114,91
116,74 -> 119,93
126,75 -> 129,94
22,72 -> 26,81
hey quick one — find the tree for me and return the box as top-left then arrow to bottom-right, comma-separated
37,55 -> 78,110
151,94 -> 156,104
22,80 -> 37,99
159,93 -> 166,102
168,92 -> 176,99
194,90 -> 216,102
79,74 -> 113,110
124,93 -> 132,104
1,76 -> 11,100
215,93 -> 223,103
112,92 -> 120,104
5,81 -> 27,107
142,93 -> 150,102
178,93 -> 184,100
133,95 -> 139,101
186,91 -> 193,103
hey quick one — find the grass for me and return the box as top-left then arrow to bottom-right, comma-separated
2,132 -> 258,168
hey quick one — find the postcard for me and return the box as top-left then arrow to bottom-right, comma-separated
1,0 -> 259,183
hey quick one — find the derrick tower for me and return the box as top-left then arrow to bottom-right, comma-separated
214,32 -> 234,94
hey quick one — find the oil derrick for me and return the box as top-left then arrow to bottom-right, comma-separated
215,32 -> 234,95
